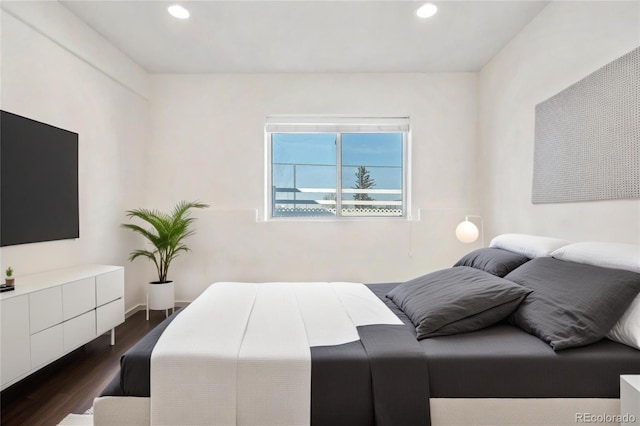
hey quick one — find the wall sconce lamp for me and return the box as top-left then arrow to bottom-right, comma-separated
455,215 -> 484,246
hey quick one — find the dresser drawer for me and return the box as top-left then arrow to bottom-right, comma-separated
96,298 -> 124,335
31,324 -> 63,369
1,295 -> 31,386
63,311 -> 96,352
63,277 -> 96,320
96,269 -> 124,306
30,287 -> 63,334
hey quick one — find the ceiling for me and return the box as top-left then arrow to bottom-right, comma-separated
60,1 -> 549,74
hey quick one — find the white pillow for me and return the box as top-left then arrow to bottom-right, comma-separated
608,294 -> 640,350
489,234 -> 571,259
550,242 -> 640,273
551,242 -> 640,350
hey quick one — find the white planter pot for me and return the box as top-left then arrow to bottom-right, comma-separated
146,281 -> 175,320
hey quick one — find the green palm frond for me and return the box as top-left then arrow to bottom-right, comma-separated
122,200 -> 209,282
121,224 -> 162,246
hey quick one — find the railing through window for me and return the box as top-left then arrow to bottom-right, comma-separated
272,162 -> 403,218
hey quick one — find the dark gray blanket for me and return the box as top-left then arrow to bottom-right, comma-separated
310,325 -> 430,426
101,309 -> 182,397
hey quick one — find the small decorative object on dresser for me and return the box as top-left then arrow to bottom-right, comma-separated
5,266 -> 15,286
122,200 -> 209,320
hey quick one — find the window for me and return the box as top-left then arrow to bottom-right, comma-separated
266,117 -> 410,219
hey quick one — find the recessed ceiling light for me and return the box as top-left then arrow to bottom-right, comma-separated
168,4 -> 190,19
416,3 -> 438,19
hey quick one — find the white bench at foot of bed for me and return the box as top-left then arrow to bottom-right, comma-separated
93,396 -> 149,426
430,398 -> 620,426
93,396 -> 620,426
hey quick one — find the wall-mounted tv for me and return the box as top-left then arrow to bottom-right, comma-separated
1,110 -> 79,247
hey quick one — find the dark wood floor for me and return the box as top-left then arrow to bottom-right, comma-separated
1,310 -> 166,426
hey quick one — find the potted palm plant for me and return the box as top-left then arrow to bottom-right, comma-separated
122,200 -> 209,318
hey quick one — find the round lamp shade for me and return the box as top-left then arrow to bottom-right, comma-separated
416,3 -> 438,18
456,220 -> 479,243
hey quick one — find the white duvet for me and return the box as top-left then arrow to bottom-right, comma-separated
150,282 -> 402,426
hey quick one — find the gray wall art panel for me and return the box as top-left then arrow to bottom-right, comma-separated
532,46 -> 639,203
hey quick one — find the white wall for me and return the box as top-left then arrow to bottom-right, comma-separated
148,73 -> 480,301
479,1 -> 640,243
11,1 -> 637,308
0,2 -> 481,308
0,3 -> 150,311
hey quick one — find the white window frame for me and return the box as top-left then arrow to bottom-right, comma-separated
264,116 -> 412,221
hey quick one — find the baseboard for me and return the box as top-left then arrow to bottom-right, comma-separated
125,304 -> 145,318
125,302 -> 190,319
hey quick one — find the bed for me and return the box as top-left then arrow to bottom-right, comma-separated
94,235 -> 640,426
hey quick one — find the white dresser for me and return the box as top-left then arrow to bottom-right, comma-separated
621,375 -> 640,425
0,264 -> 124,390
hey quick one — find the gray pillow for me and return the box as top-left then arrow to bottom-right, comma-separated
454,247 -> 530,277
387,267 -> 532,339
506,257 -> 640,350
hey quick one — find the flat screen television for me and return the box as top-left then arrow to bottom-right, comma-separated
1,110 -> 79,247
